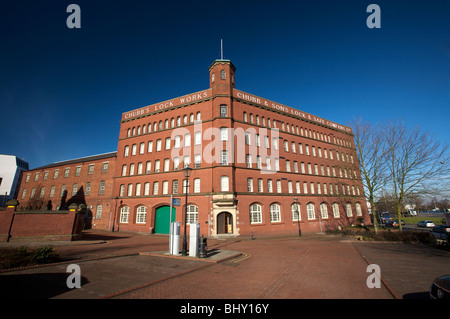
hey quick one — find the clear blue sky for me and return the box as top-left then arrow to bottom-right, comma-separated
1,0 -> 449,169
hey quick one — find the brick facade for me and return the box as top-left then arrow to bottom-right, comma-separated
13,59 -> 370,238
16,152 -> 117,231
114,59 -> 370,237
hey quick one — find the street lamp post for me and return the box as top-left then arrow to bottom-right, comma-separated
181,165 -> 193,256
294,197 -> 302,237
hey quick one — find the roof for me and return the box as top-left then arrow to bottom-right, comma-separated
32,152 -> 117,171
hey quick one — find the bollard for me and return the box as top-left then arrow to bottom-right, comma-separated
198,236 -> 207,258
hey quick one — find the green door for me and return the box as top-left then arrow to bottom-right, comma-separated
154,206 -> 176,234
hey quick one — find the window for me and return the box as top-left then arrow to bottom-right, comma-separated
258,179 -> 263,192
276,180 -> 282,193
148,141 -> 153,152
146,161 -> 152,173
153,182 -> 159,195
246,154 -> 252,168
162,181 -> 169,194
333,203 -> 340,218
140,142 -> 145,154
64,168 -> 70,178
43,171 -> 48,181
320,203 -> 328,219
250,204 -> 262,224
195,131 -> 201,145
288,181 -> 293,193
54,169 -> 59,179
221,150 -> 228,165
307,203 -> 315,220
72,184 -> 78,196
220,127 -> 228,141
346,203 -> 353,217
270,203 -> 281,223
119,184 -> 125,197
164,158 -> 170,172
39,187 -> 45,198
60,185 -> 66,197
220,104 -> 227,117
127,184 -> 133,196
194,154 -> 201,168
129,163 -> 135,175
156,139 -> 162,151
221,176 -> 229,192
187,205 -> 199,224
356,203 -> 362,216
138,162 -> 143,175
267,179 -> 273,193
30,187 -> 36,198
21,188 -> 27,199
173,157 -> 180,170
34,172 -> 39,181
124,145 -> 130,157
136,206 -> 147,224
247,178 -> 253,192
172,180 -> 179,194
120,206 -> 130,223
194,178 -> 200,193
292,203 -> 301,221
132,144 -> 137,155
144,182 -> 150,196
50,186 -> 56,198
184,133 -> 191,147
136,183 -> 141,196
96,205 -> 102,219
164,138 -> 171,150
85,182 -> 91,195
99,181 -> 105,194
221,69 -> 226,79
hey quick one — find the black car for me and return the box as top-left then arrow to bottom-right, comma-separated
432,225 -> 450,234
430,274 -> 450,299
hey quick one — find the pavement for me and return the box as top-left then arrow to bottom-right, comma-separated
1,229 -> 449,300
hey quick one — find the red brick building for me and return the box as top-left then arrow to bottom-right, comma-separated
16,152 -> 117,230
15,59 -> 369,238
115,59 -> 370,237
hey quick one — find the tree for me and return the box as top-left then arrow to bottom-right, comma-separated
384,120 -> 450,231
351,118 -> 388,233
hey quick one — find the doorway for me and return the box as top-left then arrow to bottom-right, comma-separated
154,206 -> 176,234
217,212 -> 233,234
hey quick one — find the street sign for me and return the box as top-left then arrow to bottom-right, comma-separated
172,198 -> 181,206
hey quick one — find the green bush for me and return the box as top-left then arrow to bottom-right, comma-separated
29,245 -> 59,264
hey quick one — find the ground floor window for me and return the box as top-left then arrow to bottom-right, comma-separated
136,206 -> 147,223
120,206 -> 129,223
250,204 -> 262,224
187,205 -> 198,223
270,203 -> 281,222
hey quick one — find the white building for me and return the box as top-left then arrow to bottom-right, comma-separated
0,155 -> 29,205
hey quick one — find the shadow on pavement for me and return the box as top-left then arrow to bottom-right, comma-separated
0,273 -> 89,299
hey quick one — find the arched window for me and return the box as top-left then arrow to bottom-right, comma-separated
356,203 -> 362,216
307,203 -> 315,220
291,203 -> 301,221
270,203 -> 281,223
187,205 -> 198,224
320,203 -> 328,219
136,206 -> 147,224
250,204 -> 262,224
221,69 -> 226,79
120,206 -> 130,223
346,203 -> 353,217
332,203 -> 340,218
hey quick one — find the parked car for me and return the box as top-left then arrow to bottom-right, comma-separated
417,220 -> 436,228
432,225 -> 450,233
430,274 -> 450,299
385,220 -> 406,228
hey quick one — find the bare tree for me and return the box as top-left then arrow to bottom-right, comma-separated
384,120 -> 450,231
351,118 -> 388,233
